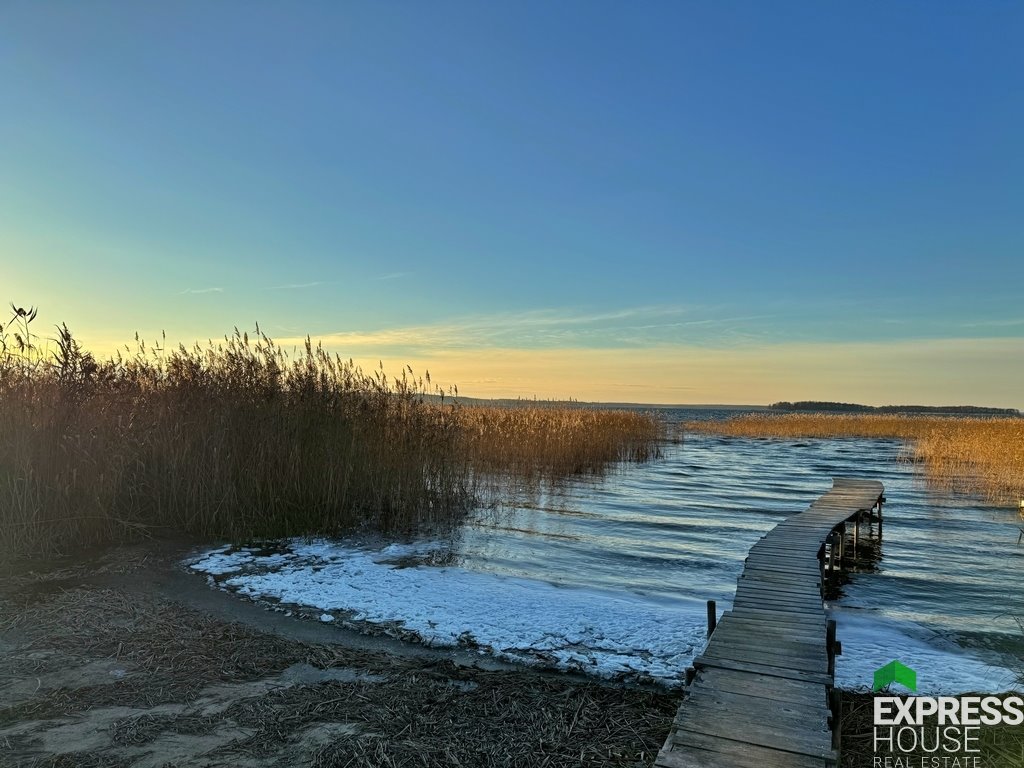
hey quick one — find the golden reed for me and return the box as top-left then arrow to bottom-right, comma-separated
0,312 -> 666,558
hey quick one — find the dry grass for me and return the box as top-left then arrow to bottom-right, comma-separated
688,413 -> 1024,505
0,309 -> 667,559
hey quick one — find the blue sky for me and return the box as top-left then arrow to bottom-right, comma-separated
2,2 -> 1022,404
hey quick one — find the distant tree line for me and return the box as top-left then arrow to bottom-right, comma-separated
769,401 -> 1021,416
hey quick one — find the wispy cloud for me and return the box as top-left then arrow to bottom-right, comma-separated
961,317 -> 1024,328
179,287 -> 223,295
373,271 -> 413,281
267,281 -> 325,290
274,304 -> 765,353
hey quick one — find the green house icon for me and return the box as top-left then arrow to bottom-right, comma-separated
873,660 -> 917,692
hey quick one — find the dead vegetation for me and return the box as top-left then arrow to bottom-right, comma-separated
0,571 -> 677,767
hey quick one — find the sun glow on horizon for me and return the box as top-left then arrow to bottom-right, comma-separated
59,322 -> 1024,409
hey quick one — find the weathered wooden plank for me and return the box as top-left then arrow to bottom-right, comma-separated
672,706 -> 833,756
704,638 -> 831,667
690,667 -> 829,707
728,606 -> 828,626
737,581 -> 822,598
740,569 -> 821,586
741,559 -> 822,575
706,630 -> 826,655
748,542 -> 822,553
670,714 -> 834,759
740,571 -> 817,583
734,585 -> 823,602
693,655 -> 833,684
733,602 -> 827,618
713,618 -> 824,642
707,632 -> 825,653
734,582 -> 822,598
731,601 -> 826,618
699,646 -> 828,674
664,726 -> 835,765
732,598 -> 826,616
657,736 -> 827,768
683,689 -> 830,725
712,614 -> 824,635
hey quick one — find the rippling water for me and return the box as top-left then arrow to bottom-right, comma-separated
451,407 -> 1024,691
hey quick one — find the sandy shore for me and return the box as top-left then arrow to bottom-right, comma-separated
0,542 -> 677,767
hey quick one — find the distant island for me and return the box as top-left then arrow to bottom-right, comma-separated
769,401 -> 1020,416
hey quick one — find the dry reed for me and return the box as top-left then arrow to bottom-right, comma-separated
457,404 -> 667,482
0,308 -> 666,558
689,413 -> 1024,505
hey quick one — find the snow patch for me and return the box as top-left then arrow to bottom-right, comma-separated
189,539 -> 705,686
833,610 -> 1018,694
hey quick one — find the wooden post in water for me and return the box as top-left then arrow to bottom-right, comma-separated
853,512 -> 860,558
830,687 -> 843,753
818,543 -> 826,596
706,600 -> 717,637
827,532 -> 838,590
826,619 -> 837,676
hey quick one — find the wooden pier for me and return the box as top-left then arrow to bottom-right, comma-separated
655,477 -> 885,768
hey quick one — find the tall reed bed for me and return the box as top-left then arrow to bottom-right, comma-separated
912,418 -> 1024,504
688,413 -> 1024,505
0,310 -> 667,558
457,404 -> 668,482
1,325 -> 470,558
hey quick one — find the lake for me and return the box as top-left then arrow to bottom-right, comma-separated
190,407 -> 1024,693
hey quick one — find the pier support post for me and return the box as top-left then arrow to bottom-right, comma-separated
826,619 -> 837,676
817,543 -> 826,596
706,600 -> 717,637
827,532 -> 838,590
830,687 -> 842,753
853,513 -> 859,558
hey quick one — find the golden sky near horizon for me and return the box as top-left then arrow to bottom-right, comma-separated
338,339 -> 1024,407
62,324 -> 1024,409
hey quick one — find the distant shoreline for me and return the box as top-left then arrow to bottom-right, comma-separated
424,395 -> 1023,415
769,400 -> 1021,416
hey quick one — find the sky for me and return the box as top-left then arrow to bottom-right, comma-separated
2,1 -> 1022,406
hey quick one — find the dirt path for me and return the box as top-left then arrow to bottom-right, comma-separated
0,542 -> 678,767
